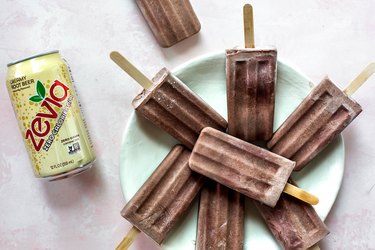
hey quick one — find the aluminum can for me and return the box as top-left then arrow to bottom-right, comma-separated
6,51 -> 96,181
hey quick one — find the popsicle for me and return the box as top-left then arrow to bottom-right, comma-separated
268,63 -> 375,171
226,4 -> 277,141
189,127 -> 319,207
110,51 -> 227,150
255,179 -> 329,250
196,180 -> 245,250
117,145 -> 205,249
136,0 -> 201,47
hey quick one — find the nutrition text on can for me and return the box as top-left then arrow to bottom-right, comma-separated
6,51 -> 96,181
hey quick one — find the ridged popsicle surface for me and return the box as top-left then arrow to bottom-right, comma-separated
267,77 -> 362,171
196,180 -> 244,250
132,68 -> 228,150
226,48 -> 277,141
121,145 -> 205,244
136,0 -> 201,47
189,127 -> 295,207
255,179 -> 329,250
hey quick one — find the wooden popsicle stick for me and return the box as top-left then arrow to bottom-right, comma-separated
283,183 -> 319,205
308,244 -> 321,250
116,226 -> 141,250
343,62 -> 375,96
110,51 -> 154,90
243,4 -> 255,48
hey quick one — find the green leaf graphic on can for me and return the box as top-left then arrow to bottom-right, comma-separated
29,80 -> 46,103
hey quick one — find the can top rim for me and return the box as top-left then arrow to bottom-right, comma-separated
7,50 -> 60,67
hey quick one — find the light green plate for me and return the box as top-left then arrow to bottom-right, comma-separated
120,52 -> 344,250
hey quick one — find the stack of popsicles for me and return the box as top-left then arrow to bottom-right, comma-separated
111,2 -> 375,250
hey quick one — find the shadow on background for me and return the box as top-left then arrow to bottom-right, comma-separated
41,162 -> 104,208
159,34 -> 202,62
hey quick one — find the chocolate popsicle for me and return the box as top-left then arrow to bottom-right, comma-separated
196,180 -> 245,250
110,51 -> 227,150
226,4 -> 277,141
255,179 -> 329,250
197,5 -> 268,249
189,127 -> 319,207
117,145 -> 205,249
268,63 -> 375,171
136,0 -> 201,47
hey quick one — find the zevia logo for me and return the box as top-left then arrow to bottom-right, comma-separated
25,80 -> 70,151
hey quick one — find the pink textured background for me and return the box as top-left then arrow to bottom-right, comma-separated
0,0 -> 374,249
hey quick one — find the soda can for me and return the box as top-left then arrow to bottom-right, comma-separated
6,51 -> 96,181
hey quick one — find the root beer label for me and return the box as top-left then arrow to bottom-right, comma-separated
6,51 -> 95,180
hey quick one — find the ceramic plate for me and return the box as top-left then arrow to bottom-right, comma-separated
120,52 -> 344,249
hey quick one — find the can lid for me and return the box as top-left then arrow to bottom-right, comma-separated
7,50 -> 60,67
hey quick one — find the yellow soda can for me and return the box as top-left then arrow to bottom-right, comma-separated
6,51 -> 96,181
